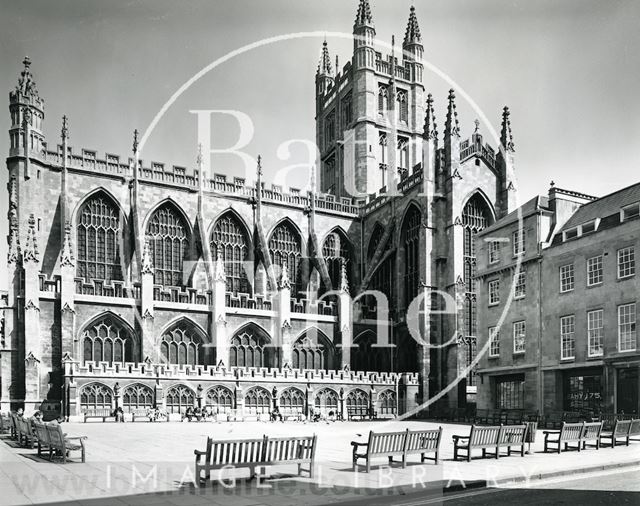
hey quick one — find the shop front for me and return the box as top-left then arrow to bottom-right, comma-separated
562,367 -> 603,414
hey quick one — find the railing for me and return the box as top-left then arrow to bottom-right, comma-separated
460,138 -> 496,169
153,286 -> 210,305
290,298 -> 337,316
374,57 -> 411,80
225,292 -> 273,311
75,278 -> 139,299
43,147 -> 359,216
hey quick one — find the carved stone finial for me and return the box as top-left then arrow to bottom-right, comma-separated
133,129 -> 139,154
278,262 -> 291,290
60,220 -> 75,268
339,260 -> 350,294
317,39 -> 333,76
23,214 -> 39,264
474,119 -> 480,133
445,89 -> 460,138
61,115 -> 69,142
141,239 -> 154,275
500,106 -> 515,153
403,4 -> 422,46
214,247 -> 226,282
424,93 -> 438,142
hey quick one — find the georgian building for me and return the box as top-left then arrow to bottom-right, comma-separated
1,1 -> 518,420
476,184 -> 640,416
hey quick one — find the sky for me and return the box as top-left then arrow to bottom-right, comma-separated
1,0 -> 640,289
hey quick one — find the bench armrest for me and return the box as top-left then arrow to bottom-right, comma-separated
452,435 -> 468,442
65,436 -> 88,441
194,449 -> 207,456
350,441 -> 368,448
542,430 -> 560,435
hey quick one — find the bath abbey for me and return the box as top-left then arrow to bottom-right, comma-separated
1,0 -> 517,421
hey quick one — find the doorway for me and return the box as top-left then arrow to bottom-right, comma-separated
616,367 -> 639,415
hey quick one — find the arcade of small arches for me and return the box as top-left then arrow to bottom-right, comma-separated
77,381 -> 398,417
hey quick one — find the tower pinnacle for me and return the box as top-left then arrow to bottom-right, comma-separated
317,40 -> 333,76
354,0 -> 373,27
403,5 -> 422,46
500,106 -> 515,152
424,93 -> 438,141
445,89 -> 460,138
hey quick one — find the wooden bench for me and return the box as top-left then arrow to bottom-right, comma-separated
279,407 -> 304,421
581,421 -> 603,450
131,408 -> 152,422
15,416 -> 36,448
45,423 -> 87,463
496,424 -> 527,457
599,419 -> 632,448
194,434 -> 316,483
347,406 -> 376,420
32,421 -> 52,458
629,419 -> 640,442
351,428 -> 443,472
453,425 -> 501,461
543,422 -> 584,453
83,408 -> 113,422
503,409 -> 525,425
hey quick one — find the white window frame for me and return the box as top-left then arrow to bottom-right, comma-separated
586,255 -> 603,287
488,279 -> 500,306
587,309 -> 604,357
560,315 -> 576,360
489,327 -> 500,358
617,247 -> 635,279
513,320 -> 526,354
514,267 -> 526,299
618,303 -> 637,352
513,229 -> 525,256
560,263 -> 575,293
620,202 -> 640,222
488,241 -> 501,265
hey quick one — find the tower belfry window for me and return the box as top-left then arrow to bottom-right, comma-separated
397,89 -> 408,123
378,84 -> 389,113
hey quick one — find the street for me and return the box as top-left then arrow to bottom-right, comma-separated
335,467 -> 640,506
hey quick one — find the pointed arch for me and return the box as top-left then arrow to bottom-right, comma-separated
122,383 -> 154,412
75,188 -> 126,283
165,384 -> 195,414
314,388 -> 339,416
346,388 -> 369,409
377,388 -> 397,416
229,322 -> 276,369
244,386 -> 271,415
460,188 -> 496,225
79,382 -> 114,412
210,208 -> 253,295
268,217 -> 304,296
321,227 -> 353,291
460,190 -> 495,389
367,222 -> 386,261
400,203 -> 422,307
144,198 -> 192,287
79,311 -> 139,365
159,317 -> 209,367
205,385 -> 234,414
279,387 -> 305,415
292,327 -> 335,371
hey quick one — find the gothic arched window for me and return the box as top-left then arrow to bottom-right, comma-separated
82,315 -> 138,365
279,388 -> 305,413
401,206 -> 421,308
80,383 -> 113,412
462,193 -> 492,386
122,384 -> 154,412
314,388 -> 339,415
165,385 -> 195,414
205,385 -> 234,414
160,320 -> 206,367
397,89 -> 408,123
322,230 -> 351,292
210,212 -> 250,295
292,331 -> 332,371
244,387 -> 271,414
229,326 -> 274,368
146,203 -> 189,287
77,194 -> 122,282
378,389 -> 397,415
346,388 -> 369,409
378,84 -> 388,113
269,220 -> 302,295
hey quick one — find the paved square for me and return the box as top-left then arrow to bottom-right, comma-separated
1,419 -> 639,506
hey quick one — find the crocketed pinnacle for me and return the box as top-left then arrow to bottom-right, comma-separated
501,106 -> 515,152
445,89 -> 460,138
403,5 -> 422,46
354,0 -> 373,26
317,40 -> 333,76
60,221 -> 75,268
424,93 -> 438,141
23,214 -> 39,264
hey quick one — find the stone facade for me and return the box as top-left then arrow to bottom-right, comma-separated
476,184 -> 640,416
1,1 -> 517,420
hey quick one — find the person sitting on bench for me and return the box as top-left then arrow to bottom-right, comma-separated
185,406 -> 194,422
270,407 -> 283,422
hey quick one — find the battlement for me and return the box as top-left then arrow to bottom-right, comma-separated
41,146 -> 360,215
460,135 -> 496,169
374,52 -> 412,80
